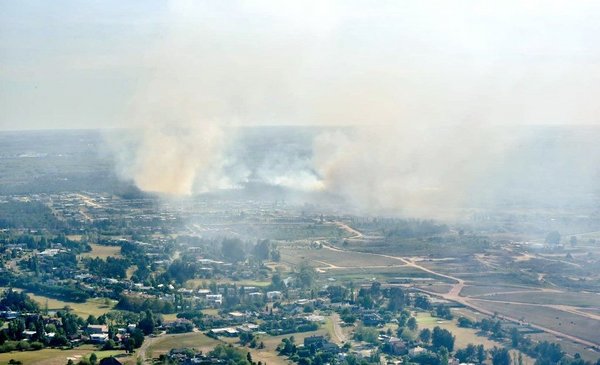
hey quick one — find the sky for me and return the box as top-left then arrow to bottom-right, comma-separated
1,0 -> 600,131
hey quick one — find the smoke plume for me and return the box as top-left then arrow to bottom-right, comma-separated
107,1 -> 600,216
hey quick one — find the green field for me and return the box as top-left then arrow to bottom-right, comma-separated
415,312 -> 534,365
146,332 -> 221,359
26,292 -> 117,318
0,345 -> 127,365
321,266 -> 449,283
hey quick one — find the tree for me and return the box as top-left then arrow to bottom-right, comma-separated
419,328 -> 431,344
271,272 -> 284,290
86,315 -> 98,325
138,310 -> 155,335
545,231 -> 561,245
387,287 -> 405,312
476,345 -> 486,364
222,238 -> 246,262
131,328 -> 145,349
296,262 -> 317,288
490,347 -> 511,365
510,328 -> 522,347
456,344 -> 478,364
407,317 -> 418,331
89,353 -> 97,365
432,327 -> 455,351
370,282 -> 381,298
414,295 -> 432,310
457,316 -> 474,328
254,240 -> 271,260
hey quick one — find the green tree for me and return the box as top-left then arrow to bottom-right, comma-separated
138,310 -> 155,335
490,347 -> 511,365
407,317 -> 418,331
419,328 -> 431,344
432,326 -> 455,351
296,262 -> 317,288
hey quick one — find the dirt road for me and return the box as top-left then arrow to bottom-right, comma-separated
321,235 -> 600,349
330,313 -> 347,344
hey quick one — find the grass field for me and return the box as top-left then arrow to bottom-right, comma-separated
146,332 -> 221,359
0,345 -> 128,365
80,243 -> 122,259
415,312 -> 534,365
322,266 -> 449,283
25,292 -> 116,318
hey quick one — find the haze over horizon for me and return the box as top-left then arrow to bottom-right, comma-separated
1,1 -> 600,216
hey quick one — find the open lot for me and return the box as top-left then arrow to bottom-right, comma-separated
468,299 -> 600,346
460,285 -> 539,297
80,243 -> 122,259
476,291 -> 600,307
281,245 -> 402,268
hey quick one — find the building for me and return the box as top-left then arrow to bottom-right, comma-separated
267,291 -> 282,301
206,294 -> 223,306
86,324 -> 108,334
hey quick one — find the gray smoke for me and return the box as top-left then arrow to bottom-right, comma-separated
106,1 -> 600,216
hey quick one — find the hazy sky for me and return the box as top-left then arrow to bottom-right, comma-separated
1,0 -> 600,130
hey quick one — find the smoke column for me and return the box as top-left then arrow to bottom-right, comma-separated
107,1 -> 600,215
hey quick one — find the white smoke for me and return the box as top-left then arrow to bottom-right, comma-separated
105,1 -> 600,215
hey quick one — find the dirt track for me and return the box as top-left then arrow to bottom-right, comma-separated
322,226 -> 600,349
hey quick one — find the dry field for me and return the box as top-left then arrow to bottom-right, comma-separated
80,243 -> 122,259
468,299 -> 600,346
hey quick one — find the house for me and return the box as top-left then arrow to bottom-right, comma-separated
322,342 -> 341,355
248,292 -> 263,301
266,291 -> 282,301
87,324 -> 108,334
206,294 -> 223,306
90,333 -> 109,343
22,330 -> 38,339
304,335 -> 326,348
385,337 -> 407,355
209,327 -> 239,337
409,346 -> 426,356
362,312 -> 383,326
236,323 -> 259,333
